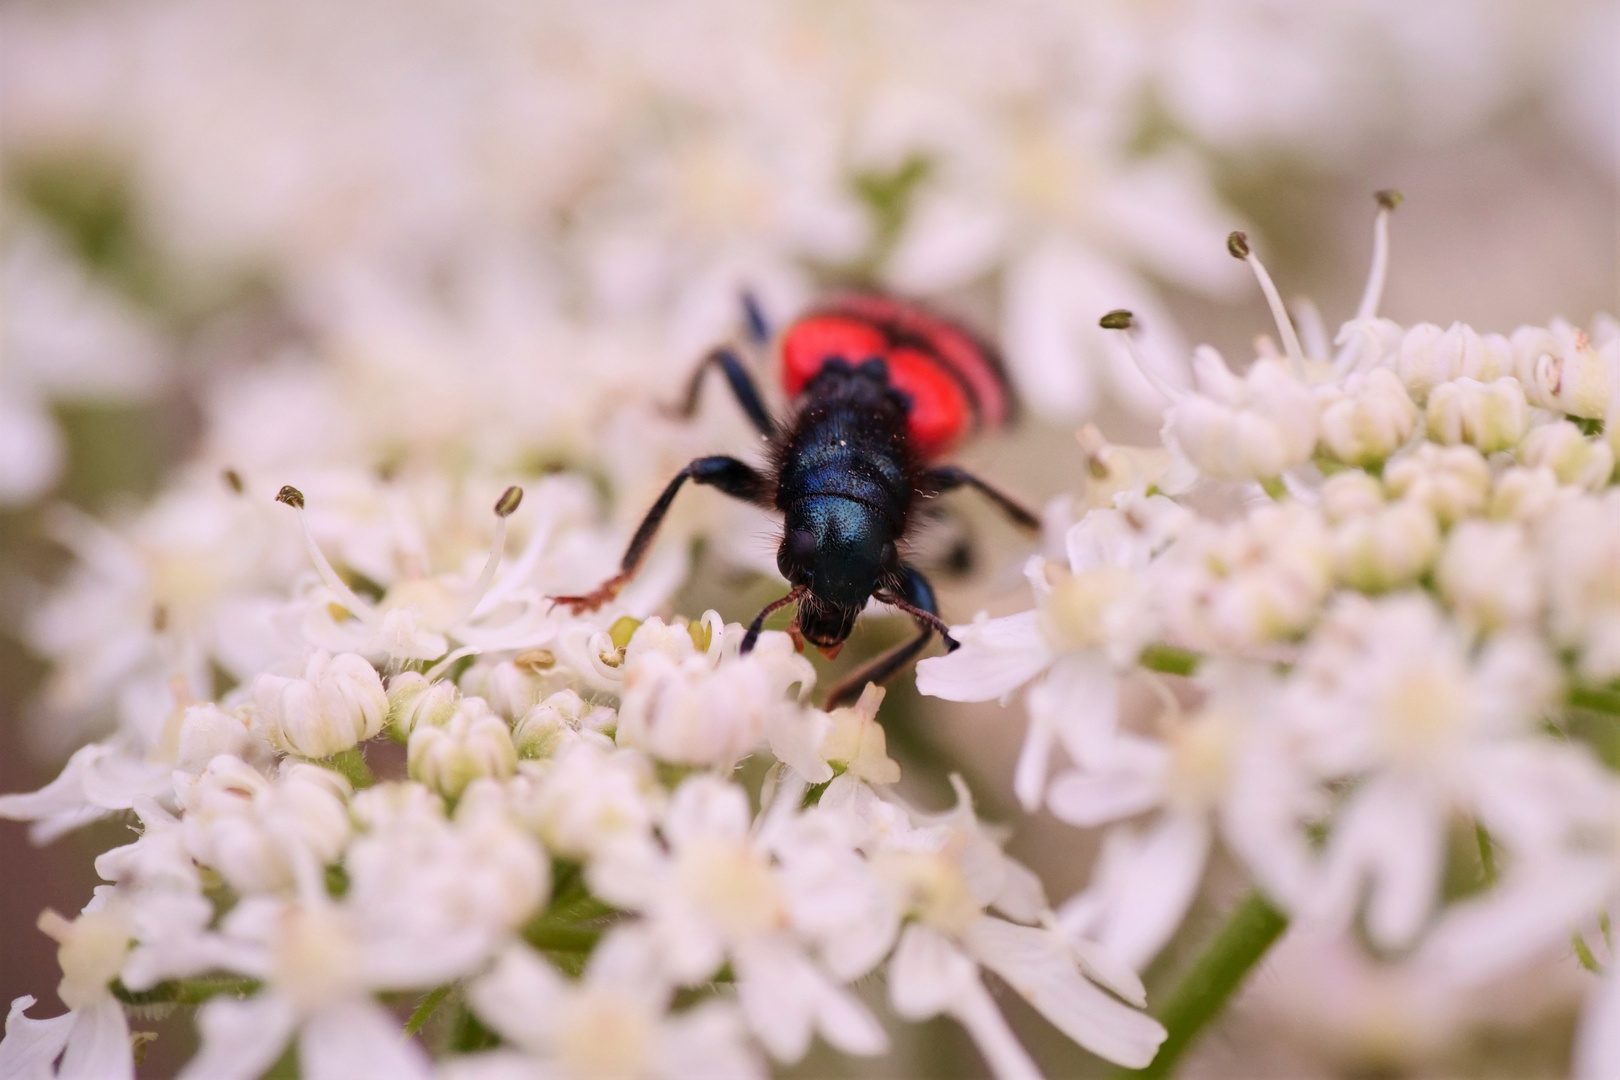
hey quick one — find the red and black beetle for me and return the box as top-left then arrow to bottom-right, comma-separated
553,292 -> 1039,706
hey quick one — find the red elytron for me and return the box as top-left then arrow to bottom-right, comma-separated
780,293 -> 1014,459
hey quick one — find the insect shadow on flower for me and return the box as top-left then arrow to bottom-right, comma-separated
552,292 -> 1041,706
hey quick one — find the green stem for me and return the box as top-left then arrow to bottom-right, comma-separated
523,922 -> 603,953
1113,892 -> 1289,1080
1570,685 -> 1620,715
405,985 -> 453,1035
113,976 -> 261,1006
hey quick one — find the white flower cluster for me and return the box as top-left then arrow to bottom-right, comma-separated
920,207 -> 1620,1079
7,0 -> 1604,497
0,471 -> 1168,1079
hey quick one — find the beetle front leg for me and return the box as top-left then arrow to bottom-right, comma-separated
550,456 -> 773,614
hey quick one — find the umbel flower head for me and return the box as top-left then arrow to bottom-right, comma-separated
920,193 -> 1620,1080
1,464 -> 1171,1080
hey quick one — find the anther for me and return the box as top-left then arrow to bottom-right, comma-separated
1376,189 -> 1404,211
275,484 -> 378,625
1099,309 -> 1134,331
453,488 -> 523,625
1228,231 -> 1304,373
494,486 -> 523,518
1098,309 -> 1183,401
223,468 -> 244,495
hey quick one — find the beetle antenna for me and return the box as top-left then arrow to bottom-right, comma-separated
1228,231 -> 1304,376
741,585 -> 806,654
875,590 -> 960,651
1355,190 -> 1403,322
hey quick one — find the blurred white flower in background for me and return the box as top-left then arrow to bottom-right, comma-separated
0,222 -> 168,504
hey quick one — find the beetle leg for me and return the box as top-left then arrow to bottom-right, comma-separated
740,289 -> 771,346
550,456 -> 773,614
921,464 -> 1041,531
665,345 -> 777,438
823,564 -> 952,708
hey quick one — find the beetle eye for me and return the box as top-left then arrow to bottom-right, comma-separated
785,528 -> 817,564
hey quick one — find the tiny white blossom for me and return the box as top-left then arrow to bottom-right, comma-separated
408,697 -> 519,799
253,652 -> 387,759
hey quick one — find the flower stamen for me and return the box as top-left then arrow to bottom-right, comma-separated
1228,232 -> 1304,375
1355,190 -> 1403,322
1099,310 -> 1185,401
451,486 -> 524,626
276,486 -> 380,627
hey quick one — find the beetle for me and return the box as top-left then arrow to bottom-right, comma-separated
551,292 -> 1040,706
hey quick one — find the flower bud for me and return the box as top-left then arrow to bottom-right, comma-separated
1166,354 -> 1319,481
1512,321 -> 1615,418
1332,317 -> 1404,374
1425,377 -> 1529,453
616,631 -> 813,767
1518,421 -> 1616,490
408,697 -> 517,799
458,655 -> 572,720
1320,470 -> 1386,523
254,652 -> 387,759
386,671 -> 460,738
1488,466 -> 1565,521
173,703 -> 257,774
510,743 -> 662,860
1157,505 -> 1333,648
178,758 -> 351,894
1396,322 -> 1510,402
1332,501 -> 1440,592
1437,520 -> 1539,632
513,689 -> 615,758
1384,444 -> 1490,526
1317,368 -> 1418,466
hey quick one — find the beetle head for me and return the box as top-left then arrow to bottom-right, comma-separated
778,496 -> 897,651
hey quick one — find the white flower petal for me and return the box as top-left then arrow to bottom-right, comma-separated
57,999 -> 132,1080
1037,652 -> 1122,767
178,995 -> 298,1080
887,925 -> 978,1021
467,945 -> 568,1053
964,916 -> 1167,1069
1420,857 -> 1615,985
1575,965 -> 1620,1080
1045,771 -> 1162,828
1094,814 -> 1213,974
948,977 -> 1045,1080
301,998 -> 430,1080
657,1001 -> 766,1080
0,997 -> 74,1080
915,611 -> 1052,703
1012,709 -> 1056,813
